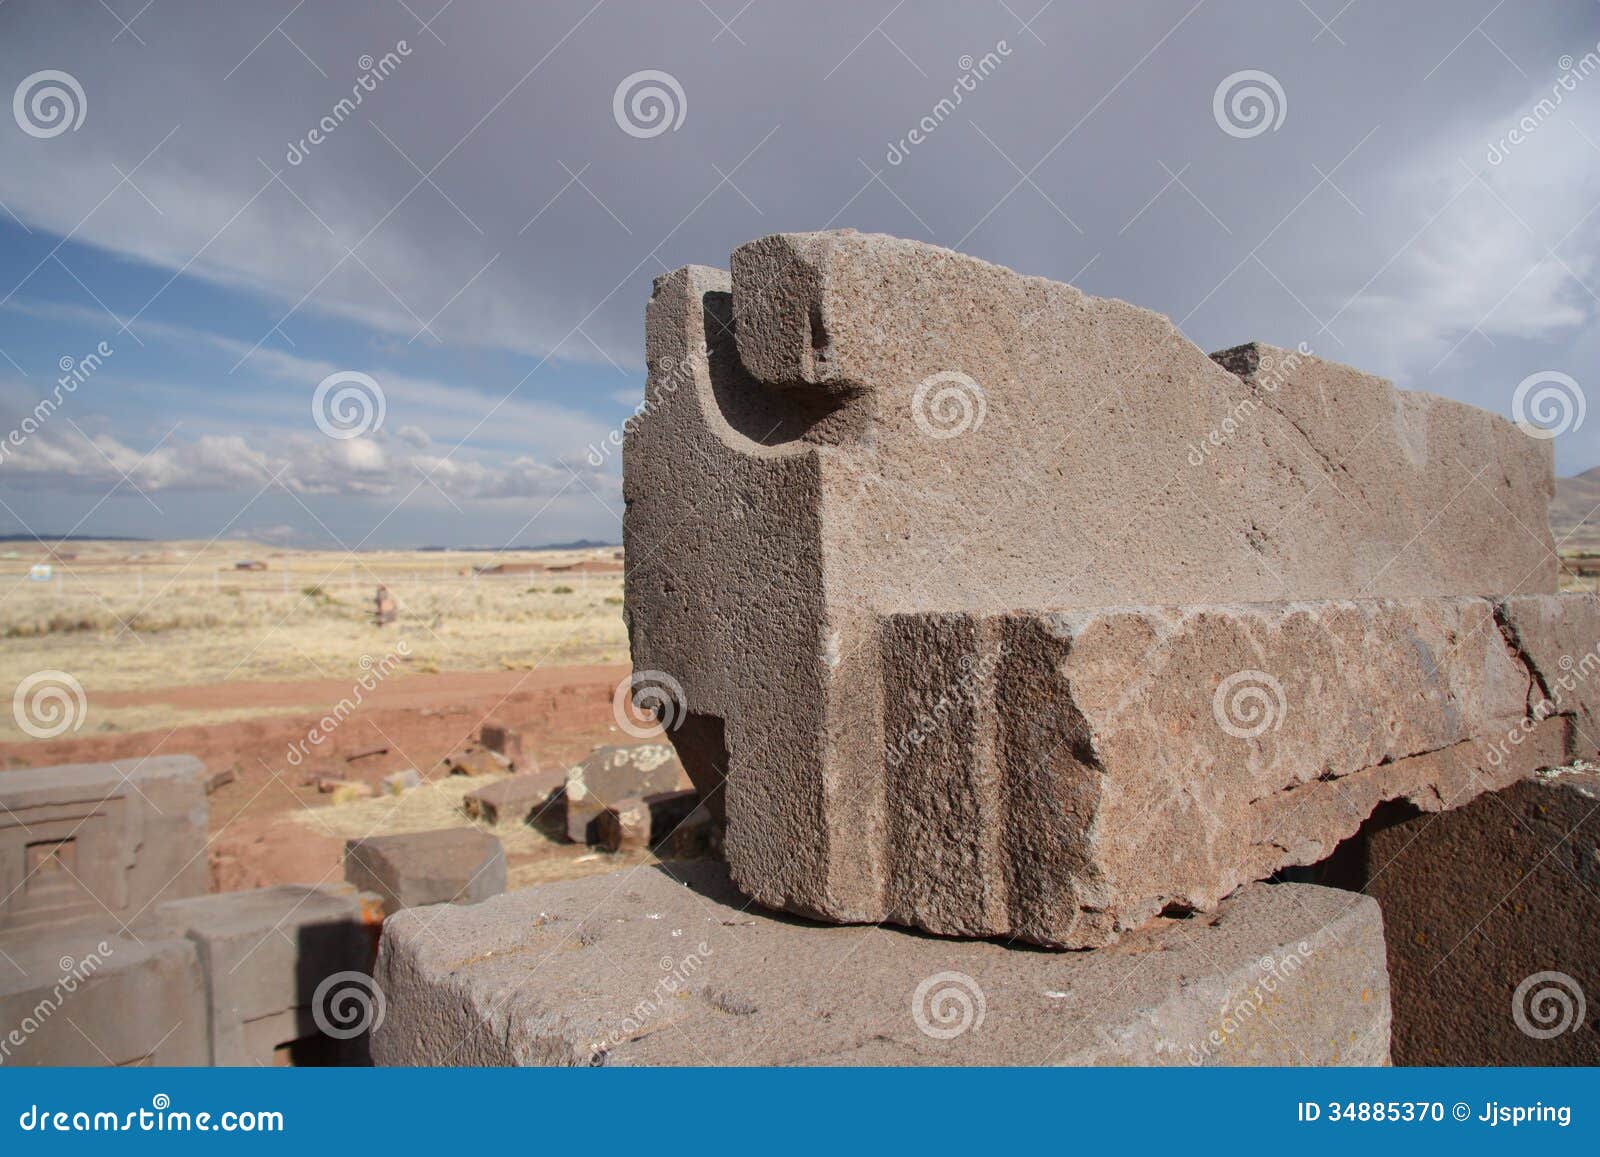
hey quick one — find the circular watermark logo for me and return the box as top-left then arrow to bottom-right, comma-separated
1511,371 -> 1584,440
1511,970 -> 1585,1039
911,971 -> 986,1039
1211,669 -> 1286,739
13,670 -> 87,739
312,970 -> 387,1039
1213,69 -> 1286,139
312,371 -> 385,439
13,70 -> 86,139
612,669 -> 687,739
912,371 -> 986,439
613,70 -> 686,139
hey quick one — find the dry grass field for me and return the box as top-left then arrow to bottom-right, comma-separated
0,537 -> 627,741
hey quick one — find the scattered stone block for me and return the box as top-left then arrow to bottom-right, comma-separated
372,861 -> 1389,1066
462,771 -> 564,827
480,722 -> 533,773
379,769 -> 421,796
136,884 -> 377,1065
446,748 -> 504,777
564,744 -> 689,843
345,828 -> 506,917
0,922 -> 207,1066
624,231 -> 1578,946
660,804 -> 722,861
1336,766 -> 1600,1065
204,766 -> 236,793
596,797 -> 650,853
0,756 -> 209,932
596,790 -> 701,853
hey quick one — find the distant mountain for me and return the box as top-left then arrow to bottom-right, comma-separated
0,534 -> 149,543
1552,468 -> 1600,550
416,539 -> 619,553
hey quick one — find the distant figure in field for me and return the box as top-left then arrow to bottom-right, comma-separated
374,585 -> 397,627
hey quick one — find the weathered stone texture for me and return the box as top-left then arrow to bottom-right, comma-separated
371,862 -> 1389,1067
345,828 -> 505,917
0,756 -> 208,931
624,230 -> 1573,945
136,883 -> 376,1065
463,771 -> 564,827
563,744 -> 689,844
0,921 -> 208,1066
877,594 -> 1590,946
1341,767 -> 1600,1065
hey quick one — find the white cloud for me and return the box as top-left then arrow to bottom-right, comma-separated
1330,79 -> 1600,379
0,416 -> 609,505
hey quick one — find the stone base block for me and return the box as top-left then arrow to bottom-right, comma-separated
136,883 -> 378,1065
1339,766 -> 1600,1065
0,756 -> 209,931
371,862 -> 1390,1067
0,921 -> 207,1066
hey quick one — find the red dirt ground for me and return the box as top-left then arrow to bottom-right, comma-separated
0,664 -> 634,892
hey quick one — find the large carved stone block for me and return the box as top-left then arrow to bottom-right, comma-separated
623,231 -> 1574,947
0,756 -> 209,932
372,862 -> 1390,1066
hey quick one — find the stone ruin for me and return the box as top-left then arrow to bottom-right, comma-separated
369,231 -> 1598,1066
22,232 -> 1586,1067
0,753 -> 531,1066
619,229 -> 1593,945
0,757 -> 388,1065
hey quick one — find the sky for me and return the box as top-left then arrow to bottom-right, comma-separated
0,0 -> 1598,548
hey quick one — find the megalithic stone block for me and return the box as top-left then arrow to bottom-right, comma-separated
463,770 -> 565,827
1342,766 -> 1600,1065
877,595 -> 1586,947
136,884 -> 377,1066
370,861 -> 1392,1066
0,922 -> 208,1066
623,230 -> 1568,946
0,756 -> 209,932
345,829 -> 506,917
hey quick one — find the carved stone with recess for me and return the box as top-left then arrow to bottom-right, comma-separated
624,230 -> 1586,947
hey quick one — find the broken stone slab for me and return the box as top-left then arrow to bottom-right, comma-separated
480,722 -> 533,773
0,755 -> 209,932
135,883 -> 379,1066
625,231 -> 1560,947
1494,593 -> 1600,749
596,789 -> 701,853
462,770 -> 565,827
345,828 -> 506,917
596,797 -> 650,853
874,594 -> 1590,947
0,920 -> 208,1065
564,744 -> 690,844
371,861 -> 1390,1066
1339,766 -> 1600,1065
660,803 -> 723,860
